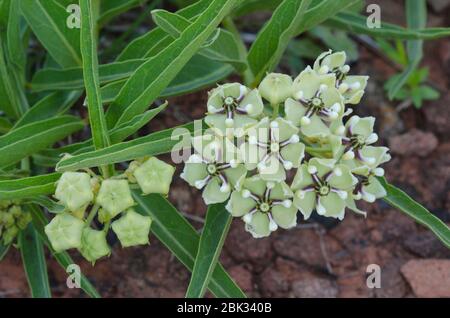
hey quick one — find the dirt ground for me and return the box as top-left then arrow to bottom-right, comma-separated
1,0 -> 450,298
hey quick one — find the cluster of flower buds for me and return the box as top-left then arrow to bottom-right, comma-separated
181,50 -> 391,238
45,156 -> 174,263
0,200 -> 31,245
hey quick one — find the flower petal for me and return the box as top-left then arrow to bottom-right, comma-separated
272,205 -> 298,229
245,212 -> 270,238
202,177 -> 230,204
293,190 -> 316,220
284,98 -> 307,126
280,142 -> 305,168
319,192 -> 346,220
259,155 -> 286,182
180,160 -> 208,187
226,190 -> 257,217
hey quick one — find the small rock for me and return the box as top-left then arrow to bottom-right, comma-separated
428,0 -> 450,12
291,278 -> 338,298
375,259 -> 409,298
403,231 -> 450,258
337,270 -> 373,298
424,95 -> 450,139
228,265 -> 253,293
388,129 -> 438,157
401,259 -> 450,297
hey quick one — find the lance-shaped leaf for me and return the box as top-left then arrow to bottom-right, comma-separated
379,177 -> 450,248
20,0 -> 82,68
56,122 -> 201,171
0,173 -> 61,200
248,0 -> 311,84
328,11 -> 450,40
132,192 -> 245,298
19,224 -> 52,298
186,203 -> 232,298
106,0 -> 239,128
0,116 -> 84,168
152,9 -> 246,72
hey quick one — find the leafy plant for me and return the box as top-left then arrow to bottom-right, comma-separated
0,0 -> 449,298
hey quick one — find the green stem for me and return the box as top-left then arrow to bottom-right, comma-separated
86,204 -> 100,225
222,16 -> 254,86
271,103 -> 280,119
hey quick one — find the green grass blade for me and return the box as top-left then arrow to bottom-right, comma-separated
379,177 -> 450,248
20,0 -> 82,68
80,0 -> 110,151
248,0 -> 311,84
28,205 -> 101,298
0,242 -> 10,261
186,203 -> 232,298
106,0 -> 239,128
0,173 -> 61,200
0,116 -> 84,167
132,192 -> 245,298
19,224 -> 52,298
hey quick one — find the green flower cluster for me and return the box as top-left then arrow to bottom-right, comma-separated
45,156 -> 175,263
182,50 -> 391,238
0,200 -> 31,245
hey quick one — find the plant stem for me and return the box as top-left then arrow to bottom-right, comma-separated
222,16 -> 254,86
86,204 -> 100,225
271,103 -> 280,119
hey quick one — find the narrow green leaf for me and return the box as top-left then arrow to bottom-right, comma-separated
0,117 -> 12,134
379,177 -> 450,248
80,0 -> 110,150
98,0 -> 146,27
133,192 -> 245,298
0,116 -> 84,167
0,173 -> 61,200
387,0 -> 426,100
20,0 -> 82,67
0,242 -> 10,261
31,59 -> 145,92
56,122 -> 200,171
28,205 -> 101,298
248,0 -> 312,84
116,0 -> 210,61
328,11 -> 450,40
152,10 -> 246,71
26,196 -> 65,214
186,203 -> 232,298
14,91 -> 82,128
19,224 -> 52,298
106,0 -> 239,128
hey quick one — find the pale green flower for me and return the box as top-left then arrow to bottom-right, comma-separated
240,117 -> 305,182
291,158 -> 356,220
45,213 -> 85,252
79,227 -> 111,263
132,157 -> 175,195
205,83 -> 263,137
111,209 -> 152,247
96,179 -> 135,221
313,50 -> 368,104
226,175 -> 297,238
181,134 -> 247,205
286,67 -> 344,138
258,73 -> 293,106
54,172 -> 94,213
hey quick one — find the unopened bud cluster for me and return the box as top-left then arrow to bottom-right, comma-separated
181,50 -> 391,238
0,200 -> 31,245
45,156 -> 174,263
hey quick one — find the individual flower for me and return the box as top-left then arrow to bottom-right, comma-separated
258,73 -> 293,106
44,213 -> 85,252
111,209 -> 152,247
54,172 -> 94,213
131,157 -> 175,195
240,117 -> 304,181
181,134 -> 247,205
226,175 -> 297,238
313,50 -> 368,104
339,115 -> 379,163
96,179 -> 135,221
286,67 -> 344,138
291,158 -> 356,220
79,227 -> 111,263
205,83 -> 263,137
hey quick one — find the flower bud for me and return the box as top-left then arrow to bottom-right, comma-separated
96,179 -> 135,221
44,213 -> 85,252
79,227 -> 111,263
111,209 -> 152,247
133,157 -> 175,195
54,172 -> 94,212
258,73 -> 292,106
